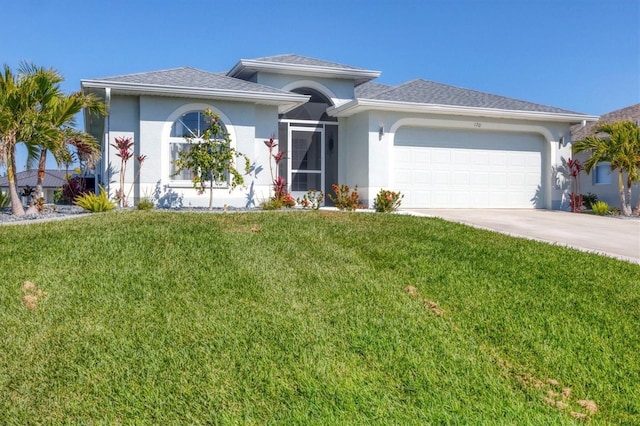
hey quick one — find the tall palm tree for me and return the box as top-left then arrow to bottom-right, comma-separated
0,63 -> 104,215
573,121 -> 640,216
0,64 -> 59,215
33,90 -> 104,199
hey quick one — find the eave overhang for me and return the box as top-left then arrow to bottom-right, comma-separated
80,79 -> 310,113
227,59 -> 381,86
327,98 -> 600,124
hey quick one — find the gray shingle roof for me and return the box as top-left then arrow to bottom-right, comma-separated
365,79 -> 582,114
252,54 -> 368,71
0,170 -> 68,188
355,81 -> 392,98
571,103 -> 640,140
89,67 -> 295,95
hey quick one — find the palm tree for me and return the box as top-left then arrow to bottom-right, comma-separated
0,63 -> 104,215
33,90 -> 104,200
572,121 -> 640,216
0,64 -> 59,215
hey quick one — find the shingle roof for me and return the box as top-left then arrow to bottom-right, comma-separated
571,103 -> 640,140
0,170 -> 68,188
364,79 -> 582,114
252,54 -> 368,71
355,81 -> 392,98
87,67 -> 295,95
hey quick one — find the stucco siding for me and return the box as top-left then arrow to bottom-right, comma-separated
341,112 -> 370,193
105,95 -> 139,199
254,72 -> 355,105
107,95 -> 278,207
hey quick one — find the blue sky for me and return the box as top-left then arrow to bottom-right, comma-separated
1,0 -> 639,172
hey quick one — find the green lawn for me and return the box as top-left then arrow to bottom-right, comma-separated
1,211 -> 638,424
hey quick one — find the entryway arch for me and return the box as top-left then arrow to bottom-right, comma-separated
279,86 -> 339,204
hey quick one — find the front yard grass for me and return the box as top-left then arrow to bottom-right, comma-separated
0,211 -> 638,424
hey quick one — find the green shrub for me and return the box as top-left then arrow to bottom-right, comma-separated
136,198 -> 155,211
373,189 -> 404,212
261,196 -> 294,210
592,201 -> 610,216
53,187 -> 65,204
0,190 -> 9,209
73,185 -> 115,212
297,190 -> 324,210
582,192 -> 598,209
328,184 -> 361,211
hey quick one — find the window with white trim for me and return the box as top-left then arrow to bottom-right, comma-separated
593,162 -> 612,185
169,111 -> 225,181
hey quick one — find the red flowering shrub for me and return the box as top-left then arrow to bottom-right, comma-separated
373,189 -> 404,212
328,184 -> 362,211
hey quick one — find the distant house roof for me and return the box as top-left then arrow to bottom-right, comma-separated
571,103 -> 640,141
0,170 -> 68,189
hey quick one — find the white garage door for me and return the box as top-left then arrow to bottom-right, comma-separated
394,127 -> 544,208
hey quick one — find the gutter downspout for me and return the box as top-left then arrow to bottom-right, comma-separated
103,87 -> 111,195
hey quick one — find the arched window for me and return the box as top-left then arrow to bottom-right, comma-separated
169,111 -> 227,181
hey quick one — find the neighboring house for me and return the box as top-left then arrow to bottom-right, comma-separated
571,103 -> 640,209
0,169 -> 68,203
81,54 -> 597,209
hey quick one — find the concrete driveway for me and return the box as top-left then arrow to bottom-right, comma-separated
406,209 -> 640,264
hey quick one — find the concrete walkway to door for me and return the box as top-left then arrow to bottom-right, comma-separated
406,209 -> 640,264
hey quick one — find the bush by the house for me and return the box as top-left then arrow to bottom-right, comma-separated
297,190 -> 324,210
328,184 -> 362,211
60,176 -> 90,204
592,201 -> 610,216
136,198 -> 155,211
582,192 -> 598,210
373,189 -> 404,213
73,186 -> 115,212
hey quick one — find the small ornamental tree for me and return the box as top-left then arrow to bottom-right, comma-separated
110,136 -> 146,207
263,136 -> 295,208
173,109 -> 250,210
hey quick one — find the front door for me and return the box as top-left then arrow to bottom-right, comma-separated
289,127 -> 324,199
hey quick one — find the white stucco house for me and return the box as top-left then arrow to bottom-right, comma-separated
81,54 -> 598,209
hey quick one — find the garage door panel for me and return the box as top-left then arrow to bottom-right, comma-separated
434,171 -> 450,185
510,173 -> 525,186
489,152 -> 508,166
489,172 -> 507,185
453,171 -> 470,185
414,170 -> 430,185
474,172 -> 489,185
433,150 -> 450,164
394,127 -> 544,208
